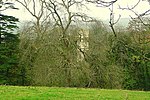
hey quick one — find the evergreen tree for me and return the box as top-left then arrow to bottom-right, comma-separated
0,0 -> 20,85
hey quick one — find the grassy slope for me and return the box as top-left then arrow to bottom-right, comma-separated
0,86 -> 150,100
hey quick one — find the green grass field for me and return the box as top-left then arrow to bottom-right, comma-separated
0,86 -> 150,100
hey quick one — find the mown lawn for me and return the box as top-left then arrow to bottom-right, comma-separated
0,86 -> 150,100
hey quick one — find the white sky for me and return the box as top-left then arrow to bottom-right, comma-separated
2,0 -> 150,21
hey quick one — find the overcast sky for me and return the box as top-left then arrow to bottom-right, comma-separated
3,0 -> 150,21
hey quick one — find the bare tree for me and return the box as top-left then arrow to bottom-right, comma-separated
86,0 -> 119,37
42,0 -> 94,86
17,0 -> 94,86
16,0 -> 52,67
118,0 -> 150,26
43,0 -> 93,37
16,0 -> 52,35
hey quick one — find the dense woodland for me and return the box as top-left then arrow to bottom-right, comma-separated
0,0 -> 150,91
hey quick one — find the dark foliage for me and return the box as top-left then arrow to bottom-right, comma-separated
0,0 -> 20,85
